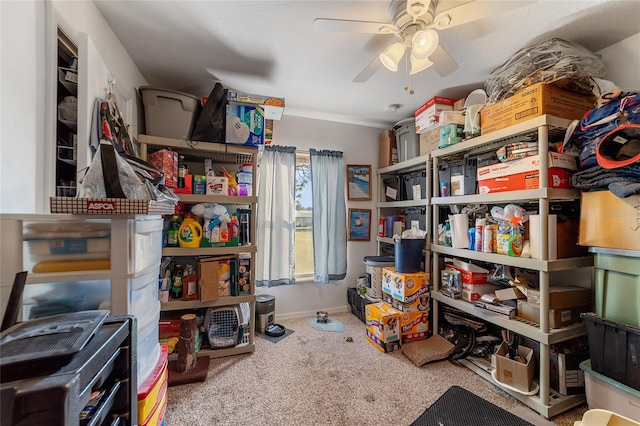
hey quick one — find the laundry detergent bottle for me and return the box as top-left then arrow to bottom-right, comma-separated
178,213 -> 203,248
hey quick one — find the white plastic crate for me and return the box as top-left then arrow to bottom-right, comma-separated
136,301 -> 161,384
131,217 -> 164,273
580,360 -> 640,421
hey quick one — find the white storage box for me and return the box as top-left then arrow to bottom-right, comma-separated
136,301 -> 161,384
139,87 -> 201,140
131,217 -> 164,273
580,360 -> 640,421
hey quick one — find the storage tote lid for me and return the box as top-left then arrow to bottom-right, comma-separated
363,256 -> 395,265
138,86 -> 200,102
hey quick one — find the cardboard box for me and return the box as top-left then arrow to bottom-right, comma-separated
226,102 -> 266,145
476,153 -> 577,181
149,149 -> 178,188
379,129 -> 397,168
477,167 -> 572,194
197,257 -> 221,302
526,286 -> 592,310
438,110 -> 465,126
414,96 -> 456,134
480,82 -> 594,134
381,268 -> 430,302
382,287 -> 430,313
528,215 -> 586,260
365,302 -> 401,343
226,90 -> 285,120
494,341 -> 535,393
462,282 -> 501,302
400,310 -> 430,344
445,259 -> 488,284
366,331 -> 402,353
579,190 -> 640,251
419,127 -> 441,155
517,299 -> 590,328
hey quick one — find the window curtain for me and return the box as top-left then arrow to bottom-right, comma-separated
309,149 -> 347,283
255,145 -> 297,287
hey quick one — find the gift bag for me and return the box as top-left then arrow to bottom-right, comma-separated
191,82 -> 227,143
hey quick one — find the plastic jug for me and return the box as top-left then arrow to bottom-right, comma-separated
178,213 -> 203,248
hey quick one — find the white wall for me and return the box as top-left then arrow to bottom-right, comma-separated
598,32 -> 640,89
257,116 -> 382,319
0,1 -> 45,213
0,0 -> 147,213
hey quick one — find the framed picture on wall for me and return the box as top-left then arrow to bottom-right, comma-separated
348,208 -> 371,241
346,164 -> 372,201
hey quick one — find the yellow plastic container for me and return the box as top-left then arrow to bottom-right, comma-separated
178,214 -> 202,248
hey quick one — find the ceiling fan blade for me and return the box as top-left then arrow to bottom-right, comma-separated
353,54 -> 385,83
314,18 -> 397,34
406,0 -> 432,22
430,0 -> 535,30
430,45 -> 458,77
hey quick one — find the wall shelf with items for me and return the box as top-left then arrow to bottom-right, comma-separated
55,30 -> 78,198
429,114 -> 594,419
138,134 -> 258,360
376,153 -> 430,262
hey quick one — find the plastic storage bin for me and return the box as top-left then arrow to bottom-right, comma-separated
21,279 -> 111,320
582,312 -> 640,391
130,264 -> 160,320
138,344 -> 168,424
594,252 -> 640,328
383,176 -> 404,202
136,301 -> 161,384
394,118 -> 419,162
403,170 -> 427,200
394,238 -> 425,273
22,220 -> 111,272
402,207 -> 426,232
580,360 -> 640,421
364,256 -> 395,299
132,217 -> 164,273
139,87 -> 202,139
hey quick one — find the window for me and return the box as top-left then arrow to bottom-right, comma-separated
295,151 -> 313,279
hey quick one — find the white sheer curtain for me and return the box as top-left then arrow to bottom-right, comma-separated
255,145 -> 297,287
309,149 -> 347,283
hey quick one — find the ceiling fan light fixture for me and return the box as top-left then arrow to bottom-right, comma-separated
411,29 -> 439,59
379,42 -> 406,72
409,53 -> 433,75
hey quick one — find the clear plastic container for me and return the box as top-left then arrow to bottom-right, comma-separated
130,265 -> 160,319
131,217 -> 163,273
136,301 -> 161,384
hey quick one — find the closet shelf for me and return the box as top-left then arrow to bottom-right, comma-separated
161,246 -> 256,257
377,199 -> 429,208
431,188 -> 582,205
177,194 -> 257,204
432,245 -> 593,272
139,134 -> 255,164
161,294 -> 256,311
457,358 -> 586,419
432,293 -> 587,345
430,115 -> 571,159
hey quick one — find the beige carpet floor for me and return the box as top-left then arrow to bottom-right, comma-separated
165,312 -> 587,426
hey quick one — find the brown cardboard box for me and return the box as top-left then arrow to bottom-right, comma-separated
494,341 -> 535,393
480,82 -> 594,135
419,127 -> 440,155
578,190 -> 640,251
517,299 -> 590,328
526,286 -> 591,310
379,130 -> 397,169
197,257 -> 221,302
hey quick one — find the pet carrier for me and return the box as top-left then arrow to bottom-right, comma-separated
203,303 -> 250,349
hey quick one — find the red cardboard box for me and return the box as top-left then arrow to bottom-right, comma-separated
414,96 -> 456,134
149,149 -> 178,188
445,259 -> 488,284
478,168 -> 573,194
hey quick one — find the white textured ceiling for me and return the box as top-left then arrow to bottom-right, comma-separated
94,0 -> 639,128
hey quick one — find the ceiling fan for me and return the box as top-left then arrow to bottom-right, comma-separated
314,0 -> 534,82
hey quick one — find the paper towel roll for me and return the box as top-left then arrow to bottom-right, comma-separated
449,214 -> 470,248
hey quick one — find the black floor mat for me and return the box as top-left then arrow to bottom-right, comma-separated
411,386 -> 534,426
